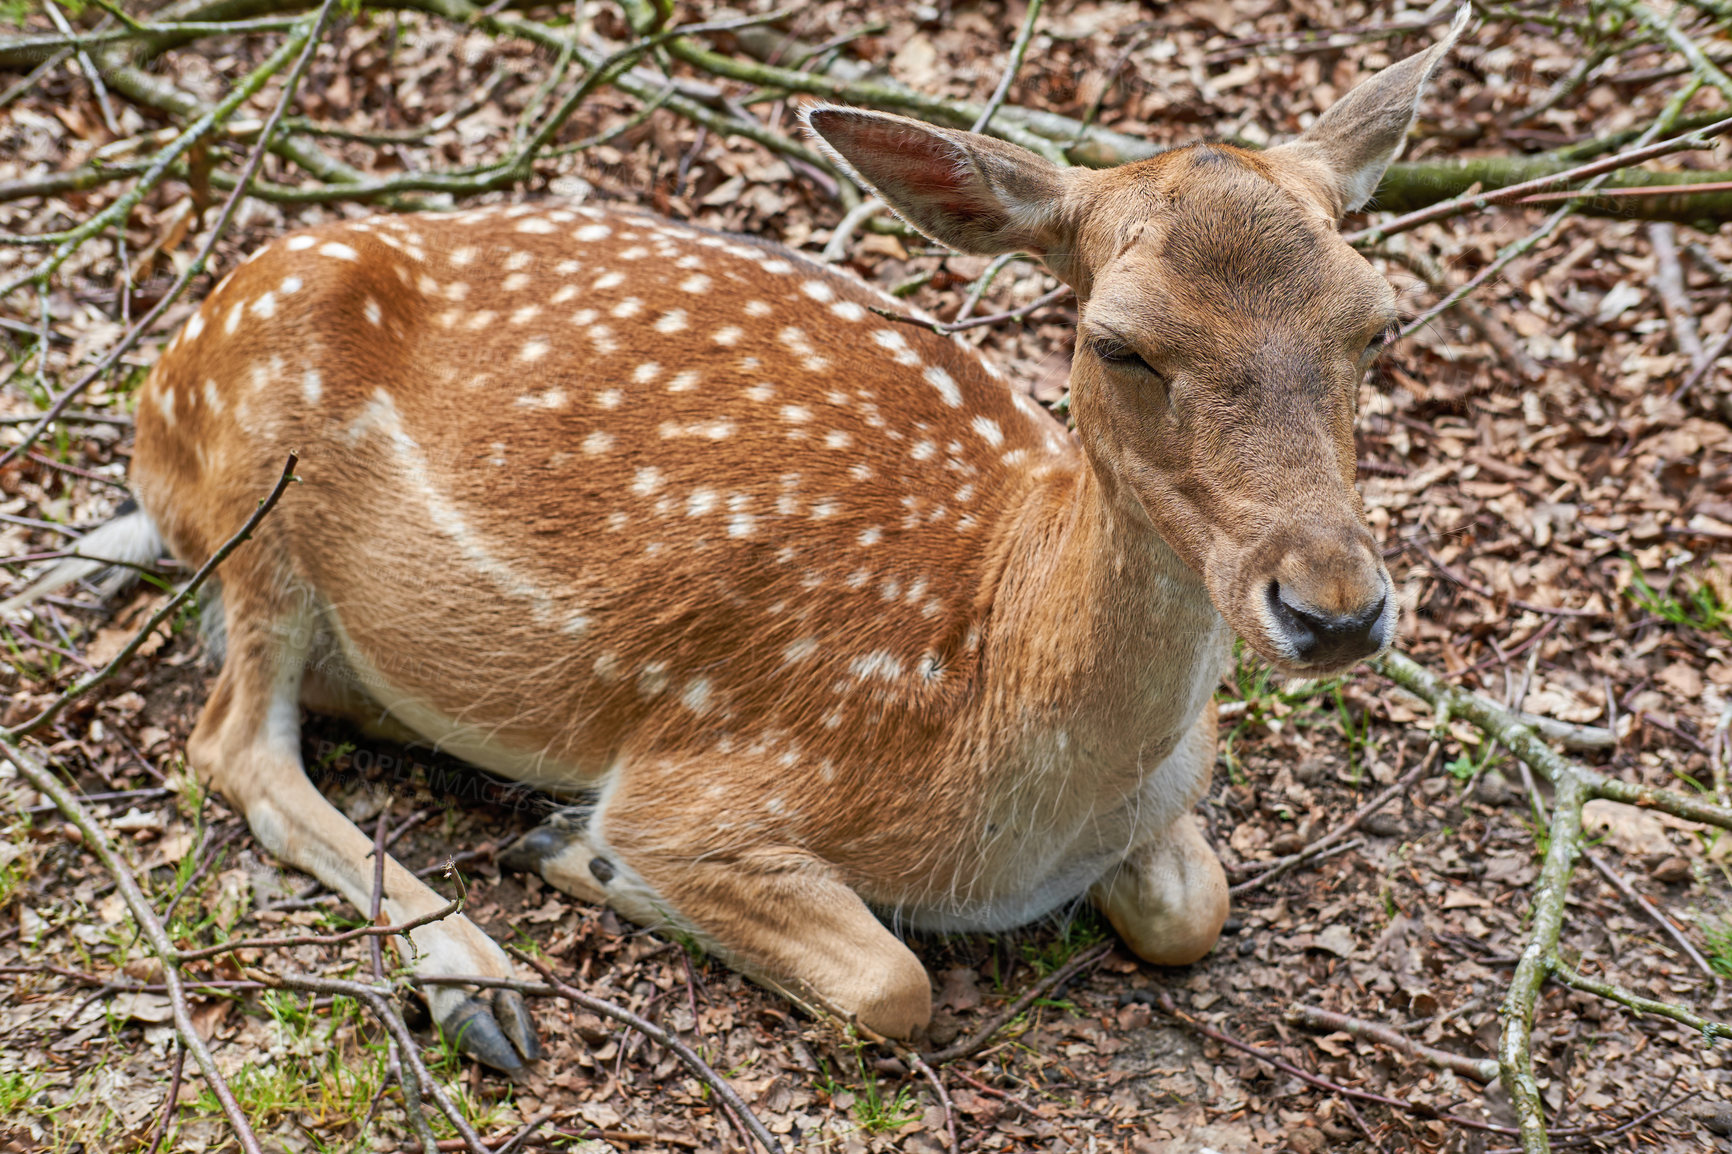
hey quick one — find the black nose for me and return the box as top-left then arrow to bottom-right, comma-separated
1266,582 -> 1389,666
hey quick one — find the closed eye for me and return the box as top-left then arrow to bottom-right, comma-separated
1366,324 -> 1398,358
1093,340 -> 1161,376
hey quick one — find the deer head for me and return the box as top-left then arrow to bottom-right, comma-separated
806,10 -> 1465,674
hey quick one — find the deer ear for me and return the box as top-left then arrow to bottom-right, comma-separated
803,105 -> 1077,268
1267,4 -> 1469,217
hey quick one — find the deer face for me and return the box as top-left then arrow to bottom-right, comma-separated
807,8 -> 1463,674
1066,148 -> 1399,672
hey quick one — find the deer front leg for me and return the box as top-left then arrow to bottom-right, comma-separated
1091,704 -> 1229,965
1092,813 -> 1229,965
188,600 -> 540,1069
505,798 -> 932,1038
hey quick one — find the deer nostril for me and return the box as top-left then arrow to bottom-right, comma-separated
1267,582 -> 1389,663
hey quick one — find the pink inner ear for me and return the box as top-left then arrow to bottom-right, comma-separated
848,120 -> 973,200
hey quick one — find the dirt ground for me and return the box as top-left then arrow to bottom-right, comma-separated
3,0 -> 1732,1151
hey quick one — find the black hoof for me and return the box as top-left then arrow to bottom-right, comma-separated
499,805 -> 593,876
492,988 -> 543,1062
442,993 -> 527,1071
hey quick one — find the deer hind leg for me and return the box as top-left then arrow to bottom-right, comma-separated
1090,706 -> 1229,966
186,585 -> 540,1069
504,782 -> 932,1039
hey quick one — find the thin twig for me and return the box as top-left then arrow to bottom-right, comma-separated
971,0 -> 1043,135
1345,112 -> 1732,246
4,453 -> 299,739
1583,848 -> 1721,989
500,949 -> 785,1154
4,742 -> 265,1154
0,0 -> 338,471
143,1038 -> 186,1154
906,1051 -> 958,1153
174,896 -> 462,962
1287,1004 -> 1499,1080
1232,744 -> 1437,896
1149,990 -> 1582,1138
923,941 -> 1110,1063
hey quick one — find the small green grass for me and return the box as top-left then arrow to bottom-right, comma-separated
0,1069 -> 46,1115
1217,641 -> 1365,781
1623,561 -> 1732,641
1705,918 -> 1732,978
1019,908 -> 1107,978
815,1048 -> 921,1135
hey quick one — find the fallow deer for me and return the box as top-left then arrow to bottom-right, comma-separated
7,13 -> 1462,1066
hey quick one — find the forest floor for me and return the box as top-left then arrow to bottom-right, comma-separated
3,0 -> 1732,1151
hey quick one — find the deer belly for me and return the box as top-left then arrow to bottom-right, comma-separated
319,608 -> 607,794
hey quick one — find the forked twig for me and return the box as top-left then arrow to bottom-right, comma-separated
4,742 -> 265,1154
922,941 -> 1110,1063
4,452 -> 299,739
0,0 -> 337,470
1232,744 -> 1437,896
494,949 -> 785,1154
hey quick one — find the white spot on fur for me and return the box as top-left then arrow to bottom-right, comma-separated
301,368 -> 322,404
778,327 -> 829,372
872,328 -> 922,367
287,235 -> 315,251
251,292 -> 276,318
593,271 -> 625,290
583,430 -> 614,455
850,651 -> 902,681
926,366 -> 963,407
575,224 -> 611,242
612,297 -> 643,319
971,415 -> 1004,447
713,326 -> 743,346
596,388 -> 623,409
364,297 -> 383,326
745,299 -> 772,317
687,489 -> 717,516
802,280 -> 835,302
830,300 -> 866,322
654,309 -> 688,334
681,678 -> 713,713
680,274 -> 712,294
520,339 -> 550,362
780,404 -> 811,424
824,430 -> 851,450
634,362 -> 661,384
668,371 -> 701,392
858,526 -> 882,546
633,466 -> 664,495
319,241 -> 359,261
511,305 -> 541,325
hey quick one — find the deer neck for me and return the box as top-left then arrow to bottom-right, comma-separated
983,452 -> 1229,771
